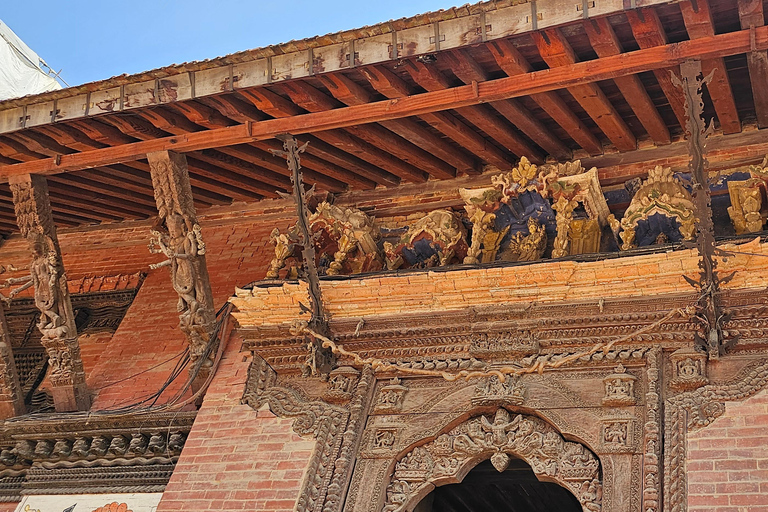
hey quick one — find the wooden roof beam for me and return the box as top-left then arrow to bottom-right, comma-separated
584,18 -> 671,145
191,149 -> 291,194
222,143 -> 351,192
168,100 -> 353,191
202,93 -> 378,188
679,0 -> 741,134
486,38 -> 603,156
280,81 -> 445,181
360,65 -> 511,169
46,176 -> 158,217
322,73 -> 479,175
738,0 -> 768,128
3,24 -> 767,180
532,29 -> 637,152
443,50 -> 572,160
404,60 -> 544,163
123,111 -> 283,198
242,88 -> 401,186
626,8 -> 689,129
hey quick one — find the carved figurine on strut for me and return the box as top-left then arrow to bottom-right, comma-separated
1,231 -> 69,341
149,213 -> 214,365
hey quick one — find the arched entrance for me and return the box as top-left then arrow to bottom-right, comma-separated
382,409 -> 601,512
414,458 -> 583,511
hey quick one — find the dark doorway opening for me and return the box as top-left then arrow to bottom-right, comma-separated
414,458 -> 583,512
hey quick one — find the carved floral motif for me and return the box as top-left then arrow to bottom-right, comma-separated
382,410 -> 601,512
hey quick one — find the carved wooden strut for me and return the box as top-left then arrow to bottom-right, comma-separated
6,174 -> 89,412
147,151 -> 217,391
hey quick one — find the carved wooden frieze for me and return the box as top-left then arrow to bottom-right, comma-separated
383,210 -> 467,270
620,166 -> 695,250
267,201 -> 383,279
471,375 -> 525,406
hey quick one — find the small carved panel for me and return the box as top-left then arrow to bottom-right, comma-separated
373,377 -> 408,414
670,347 -> 708,391
383,210 -> 468,270
324,366 -> 360,403
602,364 -> 637,407
600,419 -> 635,453
472,375 -> 525,407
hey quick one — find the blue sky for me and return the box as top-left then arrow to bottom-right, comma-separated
2,1 -> 459,87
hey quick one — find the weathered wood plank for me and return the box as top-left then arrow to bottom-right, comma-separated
1,25 -> 766,179
679,0 -> 741,134
738,0 -> 768,128
584,18 -> 671,145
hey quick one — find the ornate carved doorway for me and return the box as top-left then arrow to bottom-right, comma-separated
413,458 -> 583,512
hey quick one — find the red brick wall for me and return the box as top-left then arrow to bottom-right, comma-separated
687,387 -> 768,511
157,335 -> 315,512
0,207 -> 294,410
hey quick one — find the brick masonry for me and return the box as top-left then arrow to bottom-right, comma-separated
687,387 -> 768,511
156,335 -> 315,512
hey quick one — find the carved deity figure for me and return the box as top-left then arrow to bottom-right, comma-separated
1,232 -> 70,342
150,214 -> 214,364
604,422 -> 627,445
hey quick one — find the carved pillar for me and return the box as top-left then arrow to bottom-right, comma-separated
0,305 -> 24,418
147,151 -> 216,392
8,174 -> 90,412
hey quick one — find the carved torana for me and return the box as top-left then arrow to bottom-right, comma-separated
147,150 -> 217,390
620,166 -> 695,250
6,174 -> 89,412
382,410 -> 602,512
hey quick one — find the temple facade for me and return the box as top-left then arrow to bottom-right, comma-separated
0,0 -> 768,511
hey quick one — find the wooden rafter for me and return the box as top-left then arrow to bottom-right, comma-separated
279,81 -> 442,181
360,65 -> 511,169
584,18 -> 671,145
738,0 -> 768,128
321,73 -> 478,175
532,28 -> 637,152
442,49 -> 572,161
241,88 -> 402,186
679,0 -> 741,134
404,60 -> 544,163
486,38 -> 603,156
0,24 -> 766,180
626,8 -> 690,129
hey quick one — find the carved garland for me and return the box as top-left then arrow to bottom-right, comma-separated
382,410 -> 602,512
663,358 -> 768,512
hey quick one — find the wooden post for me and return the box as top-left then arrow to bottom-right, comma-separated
7,174 -> 90,412
147,150 -> 216,393
0,305 -> 25,418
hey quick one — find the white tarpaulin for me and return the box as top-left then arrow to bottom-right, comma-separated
0,19 -> 61,101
